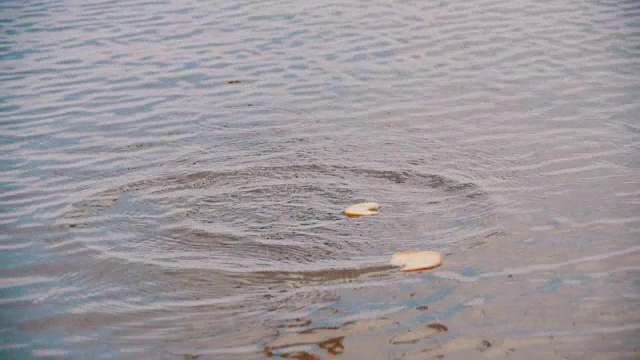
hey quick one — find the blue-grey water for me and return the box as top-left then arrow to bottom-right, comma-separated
1,0 -> 639,359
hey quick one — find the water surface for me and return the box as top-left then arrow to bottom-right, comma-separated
1,0 -> 639,359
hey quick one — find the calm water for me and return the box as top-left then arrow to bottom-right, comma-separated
1,0 -> 639,359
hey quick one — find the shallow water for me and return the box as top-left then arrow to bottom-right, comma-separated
1,0 -> 639,359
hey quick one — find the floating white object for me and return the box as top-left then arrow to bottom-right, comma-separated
343,202 -> 380,217
390,251 -> 443,272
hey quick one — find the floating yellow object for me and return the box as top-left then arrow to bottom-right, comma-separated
343,202 -> 380,217
390,251 -> 443,272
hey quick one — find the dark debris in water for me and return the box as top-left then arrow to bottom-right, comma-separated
271,350 -> 323,359
265,318 -> 397,357
428,323 -> 448,332
477,339 -> 492,351
318,337 -> 344,355
390,323 -> 449,345
274,318 -> 312,328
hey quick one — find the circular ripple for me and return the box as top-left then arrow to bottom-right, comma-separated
62,164 -> 497,273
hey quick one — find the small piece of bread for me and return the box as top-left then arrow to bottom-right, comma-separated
343,202 -> 380,217
390,251 -> 443,272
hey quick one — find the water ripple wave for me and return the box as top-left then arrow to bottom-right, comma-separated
1,0 -> 638,358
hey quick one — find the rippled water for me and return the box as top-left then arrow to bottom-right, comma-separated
1,0 -> 639,359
